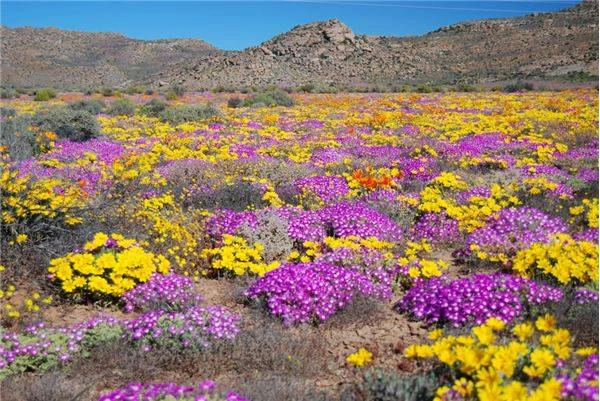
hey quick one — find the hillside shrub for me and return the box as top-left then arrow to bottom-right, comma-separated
33,88 -> 56,101
503,81 -> 534,92
241,89 -> 294,107
415,84 -> 432,93
139,99 -> 167,117
32,106 -> 100,142
107,98 -> 136,116
124,86 -> 145,94
0,88 -> 18,99
360,370 -> 439,401
227,96 -> 242,108
160,104 -> 221,124
0,114 -> 37,160
68,99 -> 105,115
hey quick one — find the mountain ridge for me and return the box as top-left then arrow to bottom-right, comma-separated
1,0 -> 598,89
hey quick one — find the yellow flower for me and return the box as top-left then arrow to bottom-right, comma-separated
535,314 -> 556,332
346,347 -> 373,367
512,322 -> 535,341
485,317 -> 506,331
473,325 -> 496,346
576,347 -> 597,357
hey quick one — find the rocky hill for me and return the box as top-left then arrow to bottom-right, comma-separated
0,26 -> 216,89
1,0 -> 597,89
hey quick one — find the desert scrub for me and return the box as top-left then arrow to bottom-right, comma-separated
0,267 -> 53,324
160,103 -> 221,124
238,209 -> 294,263
138,98 -> 167,117
241,89 -> 294,107
31,106 -> 100,142
33,87 -> 56,101
0,114 -> 39,161
47,232 -> 170,299
0,87 -> 18,99
193,180 -> 269,211
68,98 -> 105,114
360,370 -> 439,401
107,98 -> 136,116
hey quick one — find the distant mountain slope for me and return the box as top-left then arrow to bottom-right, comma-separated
0,26 -> 217,88
1,0 -> 597,89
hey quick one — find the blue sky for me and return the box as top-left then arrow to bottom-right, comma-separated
0,1 -> 578,50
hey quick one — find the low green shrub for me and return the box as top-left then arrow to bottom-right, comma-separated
139,99 -> 168,117
0,88 -> 18,99
503,81 -> 534,93
32,106 -> 100,142
227,96 -> 242,108
107,98 -> 136,116
241,89 -> 294,107
68,99 -> 105,115
361,370 -> 439,401
160,104 -> 221,124
0,114 -> 37,161
33,88 -> 56,101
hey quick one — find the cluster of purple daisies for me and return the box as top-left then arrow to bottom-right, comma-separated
466,207 -> 567,258
98,380 -> 249,401
246,261 -> 389,325
397,273 -> 563,326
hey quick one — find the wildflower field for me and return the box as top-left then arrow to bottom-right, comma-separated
0,89 -> 598,401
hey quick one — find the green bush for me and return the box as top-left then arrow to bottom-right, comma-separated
415,84 -> 432,93
171,85 -> 186,97
101,87 -> 114,97
241,89 -> 294,107
227,96 -> 242,108
0,88 -> 18,99
297,83 -> 315,93
124,86 -> 146,95
457,84 -> 478,92
0,114 -> 37,161
160,104 -> 221,125
32,106 -> 100,142
164,85 -> 185,100
561,71 -> 598,83
139,99 -> 167,117
107,98 -> 136,116
33,88 -> 57,101
68,99 -> 105,115
503,81 -> 534,93
361,370 -> 439,401
164,90 -> 179,101
0,107 -> 17,119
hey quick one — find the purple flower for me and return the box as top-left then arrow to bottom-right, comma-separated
466,207 -> 567,259
122,273 -> 203,312
397,273 -> 563,327
246,261 -> 390,325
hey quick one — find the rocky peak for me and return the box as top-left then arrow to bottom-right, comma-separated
255,19 -> 361,57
